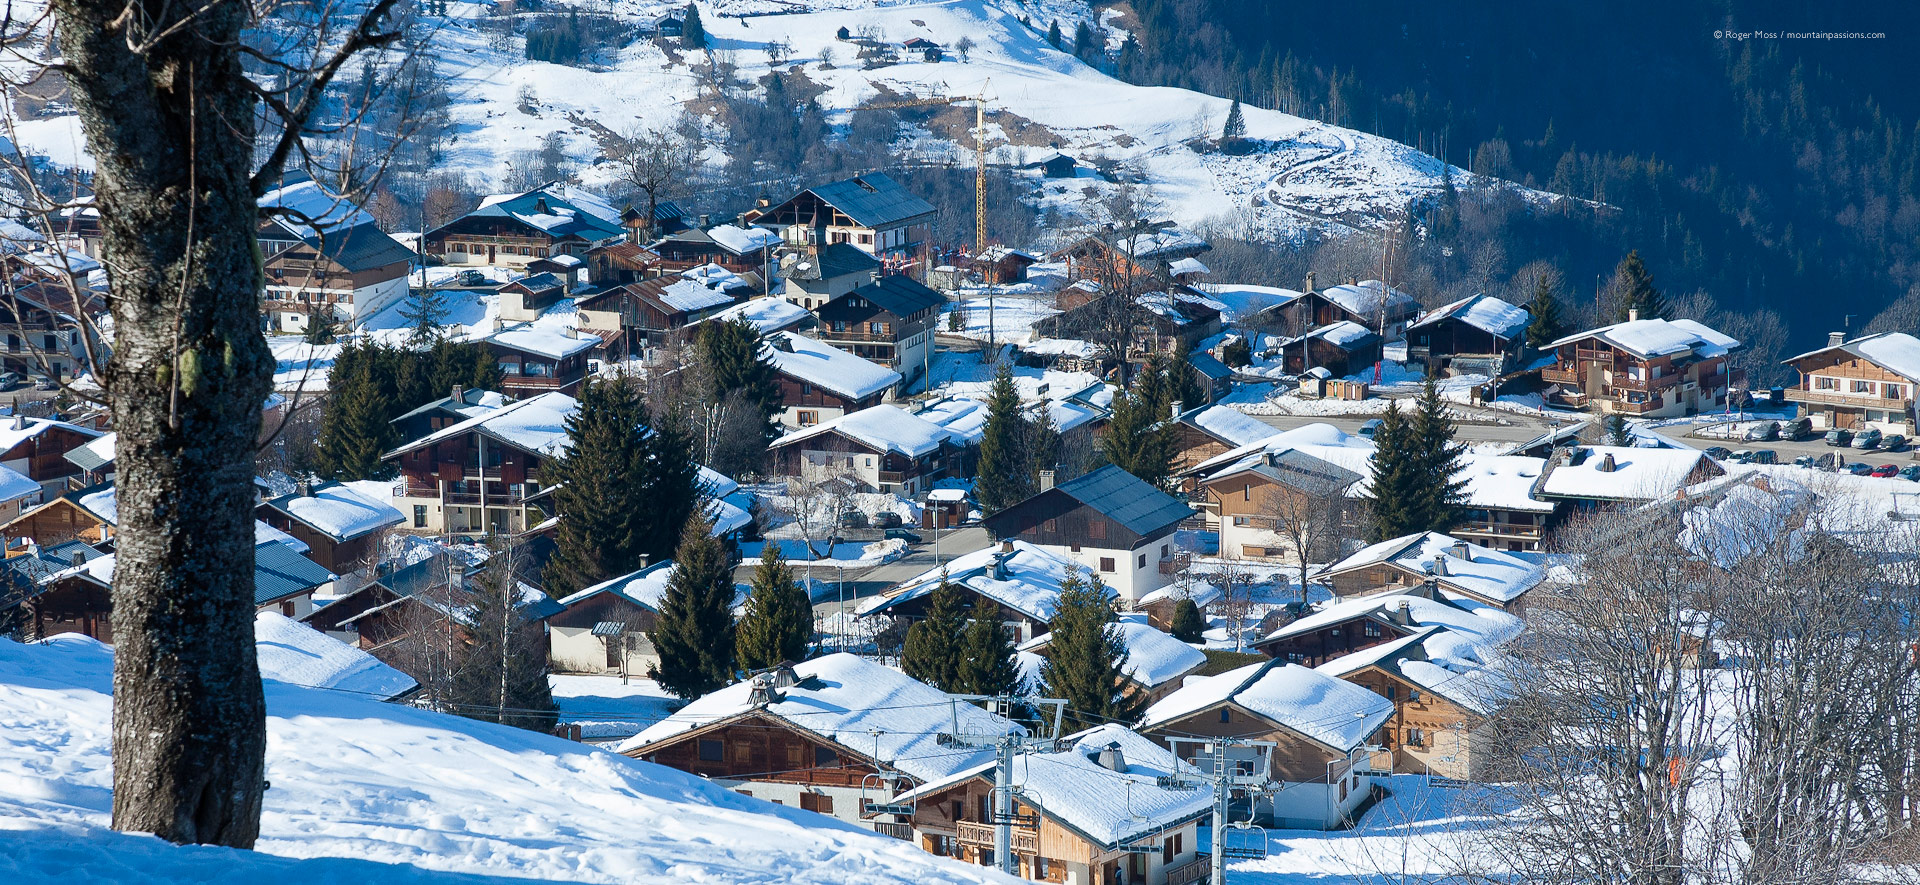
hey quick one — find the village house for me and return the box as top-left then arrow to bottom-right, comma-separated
547,560 -> 674,676
1274,321 -> 1381,377
483,323 -> 595,398
255,480 -> 407,574
424,183 -> 624,269
1534,444 -> 1725,511
256,174 -> 413,333
302,553 -> 564,655
495,271 -> 574,324
574,265 -> 748,360
1260,275 -> 1421,341
1249,586 -> 1524,668
0,483 -> 117,547
0,414 -> 106,499
970,246 -> 1038,285
381,392 -> 575,536
980,465 -> 1196,604
700,296 -> 813,337
1315,532 -> 1545,613
1449,454 -> 1561,552
779,241 -> 881,311
1017,616 -> 1207,706
1022,151 -> 1079,179
859,540 -> 1111,643
1138,658 -> 1394,830
1539,313 -> 1742,416
651,218 -> 782,284
1403,293 -> 1530,378
6,536 -> 333,639
747,172 -> 936,270
1781,330 -> 1920,435
0,275 -> 100,381
1189,439 -> 1366,560
1052,222 -> 1211,292
0,464 -> 44,524
389,386 -> 508,442
890,724 -> 1213,885
584,239 -> 662,289
1035,288 -> 1224,361
1170,405 -> 1276,492
764,331 -> 901,429
768,404 -> 957,497
1316,627 -> 1504,779
814,275 -> 943,382
617,654 -> 1018,827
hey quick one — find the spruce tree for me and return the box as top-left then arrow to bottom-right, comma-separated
1040,569 -> 1141,730
736,544 -> 812,670
1046,19 -> 1062,49
1221,99 -> 1247,143
635,406 -> 705,563
1525,272 -> 1566,347
648,514 -> 737,700
1168,340 -> 1208,410
316,347 -> 394,480
1168,599 -> 1205,643
398,286 -> 449,344
1604,414 -> 1631,447
901,571 -> 967,692
956,603 -> 1021,697
544,375 -> 649,596
680,3 -> 707,49
1612,250 -> 1668,321
974,362 -> 1033,514
1098,384 -> 1176,489
1136,352 -> 1177,418
1073,21 -> 1095,61
1363,401 -> 1420,541
1366,382 -> 1468,539
699,319 -> 780,441
1405,378 -> 1469,534
1027,400 -> 1062,483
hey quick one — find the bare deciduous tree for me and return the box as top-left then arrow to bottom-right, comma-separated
608,116 -> 698,238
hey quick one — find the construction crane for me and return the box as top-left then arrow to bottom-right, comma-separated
863,80 -> 995,261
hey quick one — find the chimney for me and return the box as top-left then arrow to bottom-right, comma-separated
10,413 -> 23,431
1452,540 -> 1470,561
699,214 -> 711,228
296,478 -> 312,497
1304,270 -> 1316,293
1829,331 -> 1847,348
1039,469 -> 1055,492
737,212 -> 750,227
1170,399 -> 1183,420
1001,539 -> 1014,555
1095,743 -> 1127,773
1395,601 -> 1412,625
636,554 -> 650,570
1599,452 -> 1617,473
756,192 -> 771,209
747,673 -> 783,708
534,197 -> 549,214
772,663 -> 800,689
1628,307 -> 1640,322
1431,554 -> 1448,577
492,317 -> 506,333
565,326 -> 578,339
772,335 -> 795,352
451,384 -> 464,404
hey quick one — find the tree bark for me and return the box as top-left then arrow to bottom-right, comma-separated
53,0 -> 273,847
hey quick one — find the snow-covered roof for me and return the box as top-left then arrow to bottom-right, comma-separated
254,611 -> 416,700
1180,404 -> 1273,448
1318,280 -> 1418,318
1455,454 -> 1557,513
766,333 -> 901,401
1040,398 -> 1105,435
557,560 -> 676,612
264,481 -> 406,543
384,392 -> 578,460
1020,618 -> 1205,689
1546,317 -> 1740,360
1676,479 -> 1813,567
0,415 -> 103,456
657,265 -> 747,312
1305,320 -> 1375,348
1315,628 -> 1508,716
774,405 -> 952,459
486,323 -> 598,360
1785,331 -> 1920,383
705,224 -> 783,255
619,653 -> 1020,784
1168,256 -> 1209,277
1113,225 -> 1209,262
862,540 -> 1111,625
702,296 -> 811,334
894,723 -> 1210,849
1260,591 -> 1524,653
0,464 -> 38,504
258,175 -> 378,236
915,397 -> 986,446
1317,532 -> 1544,604
1141,660 -> 1394,753
1410,294 -> 1529,340
974,245 -> 1037,263
1188,421 -> 1373,477
1538,445 -> 1717,501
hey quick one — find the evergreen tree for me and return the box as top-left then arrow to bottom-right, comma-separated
1168,599 -> 1205,644
1604,413 -> 1631,447
1406,379 -> 1469,534
680,3 -> 707,49
543,375 -> 650,596
956,602 -> 1022,697
315,345 -> 394,480
398,286 -> 449,344
648,514 -> 736,700
1027,400 -> 1062,483
1525,272 -> 1566,347
1098,383 -> 1176,489
1362,401 -> 1419,541
699,319 -> 780,439
1221,99 -> 1247,142
301,299 -> 339,344
901,571 -> 967,692
736,544 -> 812,670
1073,21 -> 1095,60
449,542 -> 557,732
1366,382 -> 1469,539
1168,340 -> 1208,411
635,406 -> 705,563
974,362 -> 1034,514
1221,337 -> 1253,368
1135,352 -> 1177,419
1612,250 -> 1669,321
1040,568 -> 1141,730
1046,19 -> 1062,49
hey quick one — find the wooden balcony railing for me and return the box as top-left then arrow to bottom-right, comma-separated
872,821 -> 913,840
1456,520 -> 1545,540
1540,366 -> 1581,384
1784,387 -> 1911,412
1610,373 -> 1679,393
1168,856 -> 1211,885
956,820 -> 1038,854
1574,348 -> 1617,364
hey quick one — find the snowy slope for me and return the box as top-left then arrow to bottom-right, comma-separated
0,635 -> 1015,885
5,0 -> 1557,243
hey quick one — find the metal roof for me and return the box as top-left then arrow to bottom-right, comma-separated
1053,465 -> 1195,537
1187,350 -> 1232,381
803,172 -> 936,230
303,220 -> 415,274
786,241 -> 879,282
845,274 -> 944,317
252,539 -> 337,606
448,188 -> 625,241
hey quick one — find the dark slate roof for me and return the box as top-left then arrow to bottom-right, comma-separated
1188,351 -> 1232,381
846,274 -> 945,317
443,188 -> 625,242
1054,465 -> 1195,537
253,539 -> 337,606
1,539 -> 105,587
308,221 -> 414,273
788,242 -> 881,282
506,272 -> 566,295
374,556 -> 455,599
806,173 -> 935,229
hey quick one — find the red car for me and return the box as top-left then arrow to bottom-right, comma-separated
1872,463 -> 1901,478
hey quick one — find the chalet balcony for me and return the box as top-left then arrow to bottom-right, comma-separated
1159,552 -> 1192,575
1456,520 -> 1545,541
1539,366 -> 1582,384
500,374 -> 572,390
1167,857 -> 1211,885
871,821 -> 913,840
1608,397 -> 1665,415
818,329 -> 898,344
877,470 -> 907,485
1784,387 -> 1911,412
956,820 -> 1039,854
1610,373 -> 1679,394
1574,347 -> 1617,364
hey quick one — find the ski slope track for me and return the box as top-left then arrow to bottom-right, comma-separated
0,0 -> 1563,241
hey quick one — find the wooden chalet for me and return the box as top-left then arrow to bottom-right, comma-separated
1190,446 -> 1364,560
255,480 -> 406,574
302,553 -> 563,657
382,392 -> 574,536
779,241 -> 880,310
815,275 -> 943,379
970,246 -> 1038,285
388,386 -> 507,443
1264,275 -> 1420,340
652,218 -> 780,283
1275,321 -> 1381,377
1249,584 -> 1491,666
980,465 -> 1194,604
547,561 -> 669,676
7,537 -> 332,639
483,322 -> 596,397
747,172 -> 935,270
424,183 -> 625,269
585,239 -> 662,288
1169,404 -> 1274,488
1539,313 -> 1741,417
768,404 -> 956,497
764,331 -> 901,429
1052,222 -> 1210,292
0,412 -> 105,496
858,540 -> 1095,643
1315,532 -> 1544,613
1404,294 -> 1529,378
1317,628 -> 1499,779
0,483 -> 116,546
0,277 -> 100,381
1782,330 -> 1920,435
256,175 -> 413,333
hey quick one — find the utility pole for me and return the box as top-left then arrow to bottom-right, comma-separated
942,695 -> 1067,878
1209,740 -> 1230,885
993,733 -> 1016,876
1160,736 -> 1278,885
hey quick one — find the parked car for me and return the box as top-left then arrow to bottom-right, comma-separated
1779,417 -> 1812,440
0,372 -> 23,390
1730,450 -> 1754,463
1793,455 -> 1818,469
1847,462 -> 1876,476
1358,418 -> 1384,439
1873,464 -> 1902,478
455,270 -> 488,286
1747,450 -> 1778,465
883,528 -> 922,544
1885,434 -> 1909,452
29,374 -> 54,391
870,511 -> 903,529
1853,428 -> 1884,450
838,511 -> 869,529
1743,421 -> 1780,441
1900,465 -> 1920,481
1704,446 -> 1734,461
1826,429 -> 1854,447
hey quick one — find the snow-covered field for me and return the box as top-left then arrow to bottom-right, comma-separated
550,673 -> 677,742
0,635 -> 1016,884
740,537 -> 909,568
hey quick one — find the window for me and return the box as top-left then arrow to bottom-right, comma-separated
1855,379 -> 1875,393
1243,484 -> 1251,501
814,746 -> 838,767
868,321 -> 885,336
1407,728 -> 1426,747
1232,516 -> 1248,527
1137,553 -> 1147,569
1363,623 -> 1382,638
1100,557 -> 1115,572
1034,856 -> 1049,878
1089,518 -> 1106,540
799,382 -> 812,395
865,457 -> 874,467
499,361 -> 522,375
413,505 -> 427,529
1163,837 -> 1174,864
799,792 -> 834,815
1044,518 -> 1056,532
951,800 -> 964,822
1408,689 -> 1422,703
1161,544 -> 1169,558
797,410 -> 819,426
1816,375 -> 1839,390
858,232 -> 873,245
1218,708 -> 1230,723
698,739 -> 723,761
